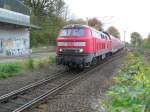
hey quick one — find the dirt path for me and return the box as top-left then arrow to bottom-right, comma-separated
0,52 -> 54,63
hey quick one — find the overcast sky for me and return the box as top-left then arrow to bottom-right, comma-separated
64,0 -> 150,42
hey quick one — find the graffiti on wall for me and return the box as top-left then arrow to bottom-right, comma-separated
0,38 -> 29,56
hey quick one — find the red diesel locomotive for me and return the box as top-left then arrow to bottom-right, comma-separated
56,24 -> 124,68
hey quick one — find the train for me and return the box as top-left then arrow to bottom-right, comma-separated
56,24 -> 124,69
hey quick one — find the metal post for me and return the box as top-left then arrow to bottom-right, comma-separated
124,31 -> 126,47
86,17 -> 88,26
124,31 -> 126,43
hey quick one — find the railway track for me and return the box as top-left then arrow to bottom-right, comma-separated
0,51 -> 125,112
0,70 -> 67,102
0,70 -> 71,112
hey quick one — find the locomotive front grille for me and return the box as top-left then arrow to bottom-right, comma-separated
62,48 -> 80,53
58,48 -> 84,55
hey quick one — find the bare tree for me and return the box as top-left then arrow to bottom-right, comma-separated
23,0 -> 65,17
107,26 -> 120,39
88,18 -> 103,31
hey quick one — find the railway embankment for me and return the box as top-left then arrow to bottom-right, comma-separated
29,51 -> 125,112
0,51 -> 131,112
103,51 -> 150,112
0,53 -> 66,96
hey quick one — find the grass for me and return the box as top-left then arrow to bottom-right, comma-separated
49,52 -> 56,64
0,53 -> 56,79
31,46 -> 55,53
0,62 -> 21,79
26,57 -> 34,70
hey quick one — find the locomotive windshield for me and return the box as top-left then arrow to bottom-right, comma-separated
59,28 -> 72,37
59,28 -> 85,37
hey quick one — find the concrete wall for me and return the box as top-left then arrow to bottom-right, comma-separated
0,25 -> 30,56
0,8 -> 30,26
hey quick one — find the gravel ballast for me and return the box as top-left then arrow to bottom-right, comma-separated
31,54 -> 124,112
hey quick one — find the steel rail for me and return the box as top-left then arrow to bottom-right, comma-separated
0,70 -> 67,103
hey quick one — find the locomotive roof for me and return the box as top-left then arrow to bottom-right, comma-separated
63,24 -> 90,29
63,24 -> 111,37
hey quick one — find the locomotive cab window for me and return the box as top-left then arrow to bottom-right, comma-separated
59,28 -> 85,37
72,28 -> 85,37
59,28 -> 72,37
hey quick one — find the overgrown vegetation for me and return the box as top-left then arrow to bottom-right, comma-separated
143,34 -> 150,49
49,53 -> 56,63
0,63 -> 21,78
104,52 -> 150,112
130,32 -> 143,47
27,57 -> 34,70
0,53 -> 56,79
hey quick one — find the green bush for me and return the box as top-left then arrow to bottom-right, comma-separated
27,57 -> 34,70
37,61 -> 45,68
0,54 -> 56,79
104,52 -> 150,112
0,63 -> 21,79
49,53 -> 56,64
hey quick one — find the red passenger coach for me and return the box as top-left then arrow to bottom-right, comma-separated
56,24 -> 124,68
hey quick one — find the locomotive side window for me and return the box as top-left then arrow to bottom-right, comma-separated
100,34 -> 108,40
91,30 -> 96,37
92,30 -> 100,38
102,34 -> 104,39
59,28 -> 72,37
101,34 -> 105,39
104,36 -> 108,40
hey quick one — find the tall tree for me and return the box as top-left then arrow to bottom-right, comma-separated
130,32 -> 143,46
23,0 -> 65,16
23,0 -> 65,25
88,18 -> 103,31
107,26 -> 120,39
66,18 -> 87,25
23,0 -> 66,47
144,33 -> 150,48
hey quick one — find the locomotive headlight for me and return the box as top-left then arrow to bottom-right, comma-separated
59,48 -> 63,52
79,48 -> 83,53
